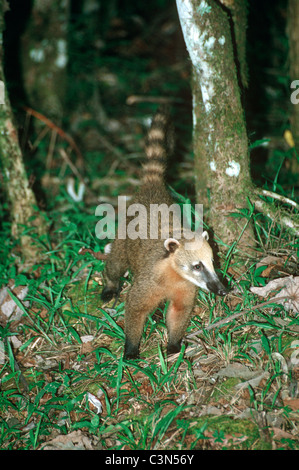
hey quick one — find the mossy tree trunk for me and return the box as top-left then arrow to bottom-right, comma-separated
0,3 -> 45,262
287,0 -> 299,165
176,0 -> 255,249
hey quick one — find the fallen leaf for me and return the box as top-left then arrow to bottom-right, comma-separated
283,397 -> 299,411
272,427 -> 298,440
235,371 -> 270,390
0,284 -> 29,322
87,392 -> 103,414
81,335 -> 95,343
216,363 -> 265,380
256,255 -> 284,269
250,276 -> 299,312
256,256 -> 285,278
40,430 -> 102,450
80,335 -> 95,354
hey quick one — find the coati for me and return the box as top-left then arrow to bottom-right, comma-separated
101,109 -> 228,359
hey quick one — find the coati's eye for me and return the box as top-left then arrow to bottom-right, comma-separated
193,262 -> 203,271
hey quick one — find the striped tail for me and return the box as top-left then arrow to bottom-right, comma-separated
142,108 -> 173,183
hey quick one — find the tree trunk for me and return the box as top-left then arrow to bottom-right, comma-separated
20,0 -> 70,123
176,0 -> 254,249
0,3 -> 45,262
287,0 -> 299,173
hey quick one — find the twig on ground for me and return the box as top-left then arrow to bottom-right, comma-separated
259,189 -> 299,209
251,187 -> 299,236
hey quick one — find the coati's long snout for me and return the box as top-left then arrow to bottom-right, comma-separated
203,269 -> 228,296
101,108 -> 228,359
206,277 -> 228,296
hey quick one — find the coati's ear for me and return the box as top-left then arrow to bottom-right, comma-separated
202,231 -> 209,241
164,238 -> 180,253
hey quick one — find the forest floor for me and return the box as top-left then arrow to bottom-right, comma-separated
1,3 -> 299,452
0,229 -> 299,450
0,111 -> 298,449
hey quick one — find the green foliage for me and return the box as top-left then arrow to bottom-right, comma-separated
0,191 -> 298,450
0,124 -> 298,449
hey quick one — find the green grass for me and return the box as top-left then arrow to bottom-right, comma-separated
0,189 -> 298,450
0,110 -> 299,450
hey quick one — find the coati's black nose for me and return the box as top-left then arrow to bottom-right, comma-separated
218,287 -> 228,296
206,281 -> 228,296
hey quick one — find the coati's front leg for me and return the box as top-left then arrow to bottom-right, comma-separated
166,289 -> 196,355
101,239 -> 128,302
124,279 -> 163,359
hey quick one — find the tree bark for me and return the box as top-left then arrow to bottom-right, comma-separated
176,0 -> 254,248
287,0 -> 299,142
0,2 -> 45,262
220,0 -> 248,89
287,0 -> 299,174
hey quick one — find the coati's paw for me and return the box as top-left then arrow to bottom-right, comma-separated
124,340 -> 140,360
167,341 -> 182,356
101,286 -> 118,302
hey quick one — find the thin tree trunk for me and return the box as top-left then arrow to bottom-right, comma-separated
0,3 -> 45,262
288,0 -> 299,143
287,0 -> 299,174
176,0 -> 254,249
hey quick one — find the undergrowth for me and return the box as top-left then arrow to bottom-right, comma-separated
0,178 -> 298,450
1,0 -> 298,452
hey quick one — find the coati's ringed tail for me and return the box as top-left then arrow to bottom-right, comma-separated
142,108 -> 172,184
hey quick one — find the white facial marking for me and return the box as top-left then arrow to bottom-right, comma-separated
181,272 -> 208,290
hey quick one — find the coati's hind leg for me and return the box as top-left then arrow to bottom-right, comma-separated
124,280 -> 163,359
166,290 -> 196,355
101,239 -> 128,302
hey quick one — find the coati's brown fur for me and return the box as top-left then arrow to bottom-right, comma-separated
101,109 -> 227,359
